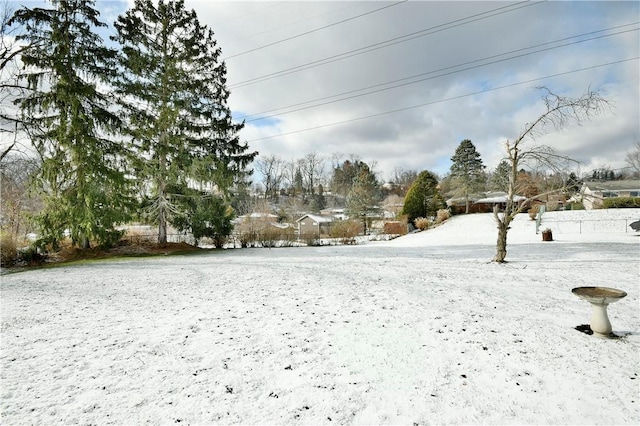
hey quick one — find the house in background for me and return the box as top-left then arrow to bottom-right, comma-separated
234,212 -> 282,235
319,208 -> 346,220
580,180 -> 640,209
475,192 -> 527,212
447,192 -> 526,214
296,214 -> 334,237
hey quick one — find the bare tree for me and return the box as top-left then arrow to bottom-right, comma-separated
494,87 -> 609,263
0,154 -> 40,238
300,152 -> 325,197
390,167 -> 418,195
0,1 -> 35,161
281,159 -> 300,197
254,155 -> 283,200
625,139 -> 640,177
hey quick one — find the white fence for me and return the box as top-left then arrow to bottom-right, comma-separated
540,218 -> 638,234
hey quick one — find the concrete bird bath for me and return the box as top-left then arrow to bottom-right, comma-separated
572,286 -> 627,338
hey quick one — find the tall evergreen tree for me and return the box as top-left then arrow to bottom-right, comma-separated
332,159 -> 379,198
489,160 -> 510,192
11,0 -> 133,249
172,189 -> 234,248
345,163 -> 381,234
449,139 -> 486,214
113,0 -> 256,243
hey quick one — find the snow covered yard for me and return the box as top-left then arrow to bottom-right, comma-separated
1,210 -> 639,425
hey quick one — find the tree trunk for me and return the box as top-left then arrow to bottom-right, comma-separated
157,175 -> 168,245
158,207 -> 167,245
80,235 -> 90,250
157,146 -> 168,244
494,219 -> 508,262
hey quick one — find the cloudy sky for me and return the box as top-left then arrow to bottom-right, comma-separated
11,1 -> 640,181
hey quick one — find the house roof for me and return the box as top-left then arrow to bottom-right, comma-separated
296,213 -> 333,223
475,192 -> 526,204
582,180 -> 640,191
320,208 -> 344,214
447,192 -> 526,206
234,212 -> 279,225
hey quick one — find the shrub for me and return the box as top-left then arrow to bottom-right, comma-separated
330,220 -> 361,244
414,217 -> 431,230
173,193 -> 234,247
212,235 -> 228,249
257,227 -> 294,248
528,205 -> 539,220
301,233 -> 321,246
603,197 -> 640,209
435,209 -> 451,224
18,246 -> 46,265
0,232 -> 17,267
567,202 -> 585,210
383,221 -> 406,235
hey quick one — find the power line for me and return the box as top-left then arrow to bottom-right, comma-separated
228,1 -> 544,89
245,57 -> 639,143
218,3 -> 363,50
237,24 -> 638,123
222,1 -> 408,60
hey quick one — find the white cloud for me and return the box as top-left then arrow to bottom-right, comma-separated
9,0 -> 638,180
192,1 -> 638,178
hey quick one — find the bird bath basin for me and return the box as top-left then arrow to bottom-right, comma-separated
572,287 -> 627,337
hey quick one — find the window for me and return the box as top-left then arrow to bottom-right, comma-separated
602,191 -> 618,198
630,191 -> 640,197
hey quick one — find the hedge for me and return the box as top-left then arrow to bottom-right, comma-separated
603,197 -> 640,208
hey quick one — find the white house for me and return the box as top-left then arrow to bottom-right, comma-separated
580,180 -> 640,209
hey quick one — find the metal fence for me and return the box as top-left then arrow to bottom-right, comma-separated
122,233 -> 196,245
540,218 -> 638,234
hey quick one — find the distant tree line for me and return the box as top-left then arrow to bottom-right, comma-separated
1,1 -> 632,258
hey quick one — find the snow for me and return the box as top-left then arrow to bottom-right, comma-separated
2,209 -> 639,425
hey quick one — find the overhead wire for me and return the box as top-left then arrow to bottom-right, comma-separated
236,24 -> 639,123
218,2 -> 364,49
227,1 -> 545,89
222,0 -> 408,60
202,1 -> 634,146
244,57 -> 640,143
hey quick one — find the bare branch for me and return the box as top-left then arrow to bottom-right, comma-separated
625,139 -> 640,176
514,87 -> 610,150
494,86 -> 612,262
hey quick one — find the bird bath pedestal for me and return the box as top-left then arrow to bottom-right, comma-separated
572,286 -> 627,337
